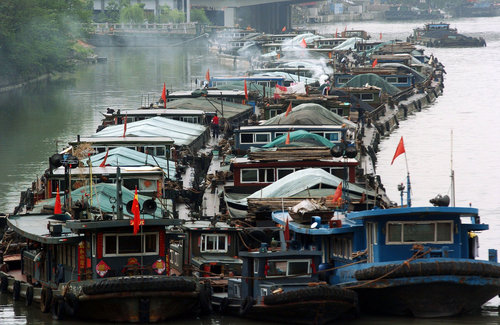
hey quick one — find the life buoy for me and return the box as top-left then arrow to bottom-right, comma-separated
40,287 -> 53,313
239,296 -> 254,315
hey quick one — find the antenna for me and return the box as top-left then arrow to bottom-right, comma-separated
450,130 -> 456,207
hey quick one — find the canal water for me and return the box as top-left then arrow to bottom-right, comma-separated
1,16 -> 500,324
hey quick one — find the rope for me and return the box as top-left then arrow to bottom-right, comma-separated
170,33 -> 209,47
344,247 -> 431,289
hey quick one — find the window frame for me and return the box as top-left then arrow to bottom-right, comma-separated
266,259 -> 311,278
385,221 -> 454,245
200,234 -> 228,253
240,169 -> 259,183
103,232 -> 159,257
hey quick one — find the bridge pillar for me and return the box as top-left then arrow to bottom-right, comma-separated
237,2 -> 291,34
224,7 -> 237,27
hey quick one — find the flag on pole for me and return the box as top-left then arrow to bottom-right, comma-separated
331,182 -> 343,206
372,59 -> 378,68
282,26 -> 286,32
244,79 -> 248,100
344,25 -> 347,32
54,185 -> 62,214
335,28 -> 338,38
379,32 -> 383,40
391,136 -> 406,165
285,102 -> 292,117
161,82 -> 167,108
300,38 -> 307,48
130,187 -> 143,235
99,148 -> 109,167
205,69 -> 210,82
122,114 -> 127,137
285,131 -> 290,145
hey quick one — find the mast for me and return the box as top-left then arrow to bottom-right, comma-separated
450,130 -> 456,207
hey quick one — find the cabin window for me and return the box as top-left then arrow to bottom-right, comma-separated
386,77 -> 398,83
267,259 -> 310,277
240,133 -> 254,144
156,146 -> 166,157
200,234 -> 228,253
103,233 -> 159,256
398,77 -> 408,83
254,259 -> 259,274
338,77 -> 350,84
277,168 -> 294,179
123,178 -> 139,191
324,132 -> 340,141
145,146 -> 155,155
360,93 -> 374,101
95,146 -> 106,154
260,288 -> 269,296
274,132 -> 285,138
259,169 -> 275,183
386,221 -> 453,244
255,133 -> 271,143
269,109 -> 280,118
241,169 -> 258,183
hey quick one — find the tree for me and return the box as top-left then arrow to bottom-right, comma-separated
120,3 -> 146,24
191,8 -> 211,24
157,5 -> 185,23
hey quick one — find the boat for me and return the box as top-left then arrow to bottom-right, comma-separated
210,240 -> 359,324
272,193 -> 500,317
409,23 -> 486,48
0,176 -> 205,322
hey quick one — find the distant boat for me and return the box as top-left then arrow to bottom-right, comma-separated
408,23 -> 486,48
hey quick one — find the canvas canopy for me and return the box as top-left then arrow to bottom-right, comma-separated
262,103 -> 356,127
333,37 -> 364,50
261,130 -> 334,148
84,147 -> 176,179
378,63 -> 427,84
341,73 -> 400,96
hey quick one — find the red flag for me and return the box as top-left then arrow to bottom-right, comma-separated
372,59 -> 378,68
244,79 -> 248,100
331,182 -> 343,206
130,187 -> 142,235
379,32 -> 383,40
205,69 -> 210,82
161,82 -> 166,108
344,25 -> 347,32
282,26 -> 286,32
285,131 -> 290,145
284,217 -> 290,242
54,185 -> 62,214
285,102 -> 292,117
300,38 -> 307,48
391,136 -> 406,165
99,148 -> 109,167
335,28 -> 338,38
122,114 -> 127,137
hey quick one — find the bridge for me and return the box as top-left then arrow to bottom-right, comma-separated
93,0 -> 306,33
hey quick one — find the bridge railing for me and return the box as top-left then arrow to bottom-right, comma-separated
91,22 -> 198,35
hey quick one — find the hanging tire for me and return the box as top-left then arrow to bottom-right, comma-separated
239,296 -> 254,315
40,287 -> 53,313
64,292 -> 79,316
81,276 -> 197,295
0,275 -> 8,293
25,285 -> 34,306
12,280 -> 21,301
52,296 -> 65,320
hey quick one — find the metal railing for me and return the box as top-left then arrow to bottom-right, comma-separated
91,22 -> 198,35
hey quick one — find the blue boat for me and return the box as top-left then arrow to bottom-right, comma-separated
210,239 -> 359,324
272,200 -> 500,317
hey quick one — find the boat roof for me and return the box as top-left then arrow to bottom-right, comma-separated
239,249 -> 323,258
262,103 -> 356,127
105,109 -> 206,117
92,117 -> 207,146
272,211 -> 360,236
262,130 -> 335,148
347,206 -> 479,220
7,214 -> 83,244
51,165 -> 164,177
237,124 -> 346,131
165,98 -> 252,120
181,219 -> 242,231
71,137 -> 175,145
168,89 -> 245,97
341,73 -> 401,96
82,147 -> 176,178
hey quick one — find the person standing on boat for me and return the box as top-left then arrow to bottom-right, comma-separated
211,114 -> 219,138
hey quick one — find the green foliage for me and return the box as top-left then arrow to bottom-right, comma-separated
71,41 -> 94,60
190,8 -> 210,24
120,3 -> 145,24
0,0 -> 93,83
157,5 -> 185,23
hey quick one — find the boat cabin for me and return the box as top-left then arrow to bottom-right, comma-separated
314,38 -> 347,48
7,214 -> 184,289
335,73 -> 415,89
234,125 -> 346,151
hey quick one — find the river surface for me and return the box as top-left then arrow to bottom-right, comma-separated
1,16 -> 500,325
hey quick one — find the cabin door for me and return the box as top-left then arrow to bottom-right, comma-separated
366,222 -> 377,263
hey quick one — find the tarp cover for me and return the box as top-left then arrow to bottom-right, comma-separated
225,168 -> 370,207
93,116 -> 206,146
35,183 -> 165,218
261,130 -> 334,148
262,103 -> 356,127
330,89 -> 376,112
84,147 -> 176,179
378,63 -> 427,84
341,73 -> 400,95
333,37 -> 364,50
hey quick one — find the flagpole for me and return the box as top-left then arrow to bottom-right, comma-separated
404,152 -> 411,207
